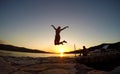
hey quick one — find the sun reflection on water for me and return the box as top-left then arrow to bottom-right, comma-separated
59,49 -> 64,57
60,52 -> 64,57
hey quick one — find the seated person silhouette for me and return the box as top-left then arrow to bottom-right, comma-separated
51,25 -> 69,45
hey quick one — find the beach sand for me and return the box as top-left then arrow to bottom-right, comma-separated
0,56 -> 119,74
0,56 -> 76,74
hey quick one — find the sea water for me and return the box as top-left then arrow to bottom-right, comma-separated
0,50 -> 79,58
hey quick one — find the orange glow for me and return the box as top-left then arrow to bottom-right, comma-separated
55,45 -> 69,53
54,45 -> 70,57
59,48 -> 64,57
60,52 -> 64,57
59,49 -> 64,53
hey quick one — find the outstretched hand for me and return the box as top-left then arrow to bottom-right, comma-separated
51,25 -> 56,30
51,25 -> 54,26
66,26 -> 69,28
61,26 -> 69,31
64,26 -> 69,29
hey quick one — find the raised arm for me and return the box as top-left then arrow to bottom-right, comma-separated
61,26 -> 69,31
51,25 -> 56,30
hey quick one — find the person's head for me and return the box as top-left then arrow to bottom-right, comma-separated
57,26 -> 61,30
83,46 -> 86,49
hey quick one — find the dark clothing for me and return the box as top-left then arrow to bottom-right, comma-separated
54,29 -> 61,45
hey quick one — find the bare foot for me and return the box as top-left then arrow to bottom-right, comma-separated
63,40 -> 67,43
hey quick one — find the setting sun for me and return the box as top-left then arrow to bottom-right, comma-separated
54,45 -> 70,57
59,49 -> 64,57
59,49 -> 64,53
54,45 -> 69,53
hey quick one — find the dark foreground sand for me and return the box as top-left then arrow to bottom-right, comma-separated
0,55 -> 120,74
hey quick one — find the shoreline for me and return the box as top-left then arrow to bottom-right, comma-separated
0,50 -> 78,58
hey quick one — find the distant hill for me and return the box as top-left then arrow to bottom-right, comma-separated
88,42 -> 120,51
66,42 -> 120,53
0,44 -> 50,53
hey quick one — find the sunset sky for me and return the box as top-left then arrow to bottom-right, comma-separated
0,0 -> 120,52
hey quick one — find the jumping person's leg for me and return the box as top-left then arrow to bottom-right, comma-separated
54,42 -> 63,45
54,35 -> 67,45
63,40 -> 67,43
59,42 -> 64,45
58,40 -> 67,45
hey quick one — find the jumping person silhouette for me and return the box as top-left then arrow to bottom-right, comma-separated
51,25 -> 69,45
